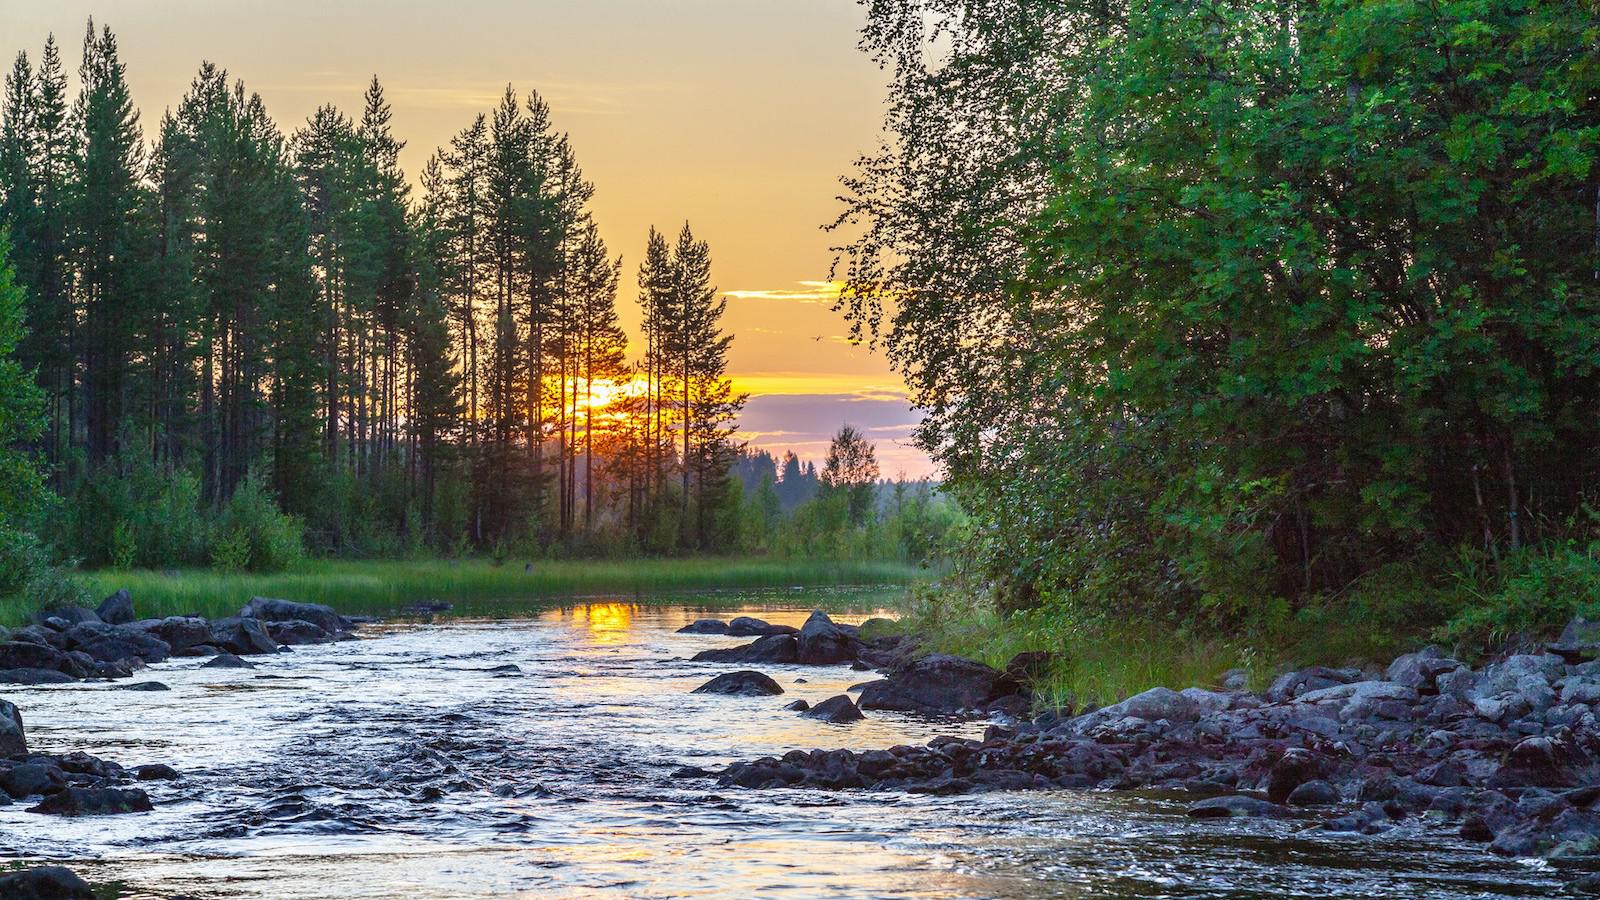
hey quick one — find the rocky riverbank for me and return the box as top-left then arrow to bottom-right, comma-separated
682,611 -> 1600,881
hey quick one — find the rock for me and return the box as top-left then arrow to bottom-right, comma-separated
1003,651 -> 1055,687
1100,687 -> 1200,723
95,588 -> 136,625
134,764 -> 179,781
857,653 -> 1018,714
1186,795 -> 1291,819
1549,616 -> 1600,663
112,681 -> 169,692
267,619 -> 333,646
9,625 -> 65,649
0,866 -> 94,900
691,634 -> 798,664
0,762 -> 62,799
240,596 -> 351,636
1268,748 -> 1326,803
1492,732 -> 1590,789
34,606 -> 100,628
677,619 -> 729,635
725,616 -> 797,637
207,617 -> 279,655
28,786 -> 153,816
1386,647 -> 1463,693
0,668 -> 74,685
1266,666 -> 1358,702
133,616 -> 212,654
0,641 -> 77,676
796,611 -> 857,664
692,670 -> 784,696
1220,668 -> 1250,691
784,699 -> 811,711
61,622 -> 171,664
203,652 -> 256,669
1287,779 -> 1340,806
802,695 -> 865,723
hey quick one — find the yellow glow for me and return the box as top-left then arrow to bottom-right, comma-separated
580,603 -> 636,645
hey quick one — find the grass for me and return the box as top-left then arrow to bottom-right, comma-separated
15,557 -> 929,626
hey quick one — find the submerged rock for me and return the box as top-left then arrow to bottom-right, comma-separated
203,652 -> 256,669
1187,795 -> 1291,819
692,634 -> 798,664
802,695 -> 864,723
29,786 -> 153,816
678,619 -> 730,635
692,670 -> 784,696
0,866 -> 94,900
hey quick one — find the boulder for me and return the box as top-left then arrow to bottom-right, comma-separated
691,634 -> 798,664
0,867 -> 94,900
207,617 -> 279,655
203,652 -> 256,669
267,620 -> 333,646
33,606 -> 100,628
113,681 -> 169,692
0,762 -> 63,799
1491,732 -> 1590,789
692,670 -> 784,696
240,597 -> 351,636
61,623 -> 171,664
95,589 -> 136,625
0,642 -> 77,676
1549,616 -> 1600,663
1287,779 -> 1340,806
795,611 -> 857,664
0,701 -> 25,758
725,616 -> 797,637
802,694 -> 864,723
133,616 -> 211,654
28,786 -> 153,816
1266,666 -> 1359,702
677,619 -> 729,635
8,625 -> 64,649
1386,647 -> 1463,693
134,764 -> 179,781
784,699 -> 811,711
1268,748 -> 1326,803
857,653 -> 1017,714
1186,795 -> 1291,819
1100,687 -> 1200,723
0,668 -> 73,685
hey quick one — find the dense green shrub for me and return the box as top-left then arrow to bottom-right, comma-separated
212,472 -> 304,572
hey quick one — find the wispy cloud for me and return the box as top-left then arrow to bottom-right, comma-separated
724,280 -> 842,305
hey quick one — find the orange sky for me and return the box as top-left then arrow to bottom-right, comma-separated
3,0 -> 935,478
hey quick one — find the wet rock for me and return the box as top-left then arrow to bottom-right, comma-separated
1267,748 -> 1326,803
858,653 -> 1019,714
133,616 -> 212,654
802,694 -> 864,723
0,641 -> 77,676
785,699 -> 810,711
796,611 -> 857,664
0,668 -> 74,685
677,619 -> 729,635
725,616 -> 797,637
28,786 -> 153,816
207,617 -> 279,655
34,606 -> 101,628
692,670 -> 784,696
9,625 -> 65,649
1,698 -> 26,752
240,596 -> 352,636
113,681 -> 169,692
267,619 -> 334,646
691,634 -> 798,664
1287,779 -> 1340,806
1187,795 -> 1291,819
0,866 -> 94,899
95,588 -> 136,625
0,762 -> 63,799
1492,732 -> 1590,789
134,764 -> 179,781
203,652 -> 256,669
61,622 -> 171,664
671,765 -> 714,779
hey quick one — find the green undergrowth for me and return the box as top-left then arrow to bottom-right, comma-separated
906,543 -> 1600,712
3,557 -> 928,626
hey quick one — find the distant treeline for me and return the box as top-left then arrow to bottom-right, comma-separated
0,20 -> 767,573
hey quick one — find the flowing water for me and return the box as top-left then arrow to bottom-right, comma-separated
0,593 -> 1572,898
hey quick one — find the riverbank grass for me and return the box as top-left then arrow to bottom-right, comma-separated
17,558 -> 927,626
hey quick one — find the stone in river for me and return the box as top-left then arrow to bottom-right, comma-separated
202,652 -> 256,669
802,695 -> 865,723
725,616 -> 797,637
28,786 -> 153,816
678,619 -> 729,635
691,634 -> 798,664
0,866 -> 95,900
693,670 -> 784,696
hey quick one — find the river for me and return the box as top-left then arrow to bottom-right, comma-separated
0,593 -> 1566,898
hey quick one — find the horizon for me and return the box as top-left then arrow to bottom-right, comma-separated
3,0 -> 935,477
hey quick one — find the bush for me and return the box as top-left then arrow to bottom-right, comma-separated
1438,545 -> 1600,653
212,472 -> 304,573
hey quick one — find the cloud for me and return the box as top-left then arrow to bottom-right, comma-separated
724,280 -> 842,304
733,392 -> 934,477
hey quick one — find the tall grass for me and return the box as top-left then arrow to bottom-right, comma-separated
8,557 -> 928,625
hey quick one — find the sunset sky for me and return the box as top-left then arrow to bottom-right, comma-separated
3,0 -> 934,477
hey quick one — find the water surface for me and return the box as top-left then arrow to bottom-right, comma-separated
0,597 -> 1568,898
